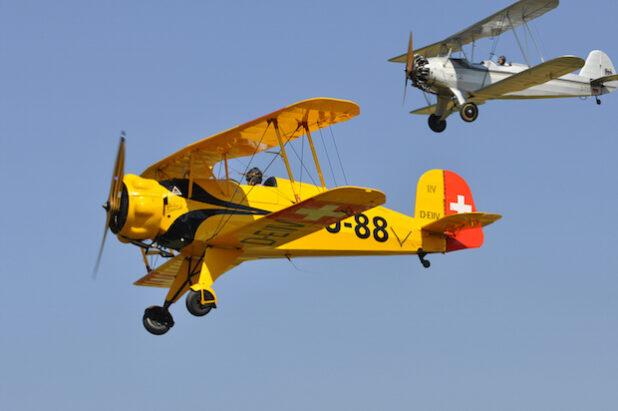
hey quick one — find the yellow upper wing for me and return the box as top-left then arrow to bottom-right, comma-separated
141,98 -> 359,181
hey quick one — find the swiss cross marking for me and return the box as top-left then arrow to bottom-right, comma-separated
450,195 -> 472,213
295,204 -> 344,221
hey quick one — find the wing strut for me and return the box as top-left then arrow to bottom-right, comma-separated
270,118 -> 300,202
302,122 -> 326,189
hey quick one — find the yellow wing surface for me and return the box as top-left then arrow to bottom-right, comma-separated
422,212 -> 501,235
134,255 -> 185,288
209,187 -> 385,249
141,98 -> 359,181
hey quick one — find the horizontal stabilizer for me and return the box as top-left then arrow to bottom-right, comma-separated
472,56 -> 585,100
591,74 -> 618,86
209,187 -> 385,249
422,212 -> 501,235
134,255 -> 184,288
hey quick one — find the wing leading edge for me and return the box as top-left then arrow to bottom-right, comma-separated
389,0 -> 559,61
141,98 -> 359,181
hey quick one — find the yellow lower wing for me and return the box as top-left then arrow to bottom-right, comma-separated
134,255 -> 185,288
209,186 -> 385,249
422,212 -> 502,235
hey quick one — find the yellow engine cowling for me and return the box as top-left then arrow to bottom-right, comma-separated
110,174 -> 169,240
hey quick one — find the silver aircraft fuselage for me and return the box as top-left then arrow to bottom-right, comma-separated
424,57 -> 616,99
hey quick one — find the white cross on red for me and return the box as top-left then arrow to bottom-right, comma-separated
449,195 -> 472,213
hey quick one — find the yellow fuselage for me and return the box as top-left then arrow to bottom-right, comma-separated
116,174 -> 444,260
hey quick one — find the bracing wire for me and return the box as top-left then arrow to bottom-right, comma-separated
318,125 -> 337,186
329,125 -> 348,185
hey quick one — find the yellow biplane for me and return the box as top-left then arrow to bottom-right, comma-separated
95,98 -> 501,335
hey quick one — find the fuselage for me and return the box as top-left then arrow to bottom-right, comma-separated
115,175 -> 445,262
423,57 -> 616,98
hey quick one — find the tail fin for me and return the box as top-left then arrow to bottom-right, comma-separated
580,50 -> 616,80
415,169 -> 496,252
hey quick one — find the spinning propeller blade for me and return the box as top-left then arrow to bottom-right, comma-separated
93,133 -> 126,278
403,32 -> 414,105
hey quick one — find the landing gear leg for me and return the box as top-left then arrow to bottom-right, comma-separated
428,114 -> 447,133
417,248 -> 431,268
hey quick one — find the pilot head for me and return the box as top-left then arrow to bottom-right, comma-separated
246,167 -> 263,185
498,56 -> 506,65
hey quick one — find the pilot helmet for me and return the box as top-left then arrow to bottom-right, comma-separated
246,167 -> 263,185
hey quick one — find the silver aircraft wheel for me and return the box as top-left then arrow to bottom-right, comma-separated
186,289 -> 216,317
460,102 -> 478,122
428,114 -> 447,133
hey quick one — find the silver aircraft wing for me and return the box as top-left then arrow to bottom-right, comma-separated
470,56 -> 584,100
390,0 -> 559,61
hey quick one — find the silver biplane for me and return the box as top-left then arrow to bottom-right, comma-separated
389,0 -> 618,132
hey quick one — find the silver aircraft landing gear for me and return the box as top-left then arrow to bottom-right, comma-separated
143,305 -> 174,335
460,102 -> 479,122
428,114 -> 447,133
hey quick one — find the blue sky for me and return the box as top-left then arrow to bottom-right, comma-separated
2,1 -> 617,410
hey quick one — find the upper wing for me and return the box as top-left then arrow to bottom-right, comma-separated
422,212 -> 502,235
470,56 -> 584,100
208,187 -> 385,249
141,98 -> 359,181
389,0 -> 558,61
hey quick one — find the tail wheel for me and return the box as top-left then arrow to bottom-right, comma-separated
428,114 -> 447,133
186,289 -> 216,317
460,102 -> 478,122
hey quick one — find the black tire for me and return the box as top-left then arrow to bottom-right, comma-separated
142,306 -> 173,335
460,102 -> 478,122
428,114 -> 447,133
422,260 -> 431,268
186,289 -> 216,317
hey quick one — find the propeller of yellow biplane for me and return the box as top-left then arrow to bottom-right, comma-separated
93,133 -> 126,277
403,32 -> 414,104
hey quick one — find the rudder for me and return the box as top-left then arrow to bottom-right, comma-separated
415,169 -> 483,252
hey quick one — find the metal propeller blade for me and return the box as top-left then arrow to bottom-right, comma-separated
93,133 -> 126,278
403,32 -> 414,105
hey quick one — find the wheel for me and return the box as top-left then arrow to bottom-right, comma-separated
186,289 -> 216,317
422,260 -> 431,268
460,102 -> 478,122
142,306 -> 174,335
428,114 -> 447,133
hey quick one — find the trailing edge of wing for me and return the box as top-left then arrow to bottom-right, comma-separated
390,0 -> 559,61
471,56 -> 585,100
208,187 -> 385,249
141,98 -> 359,181
134,255 -> 185,288
422,212 -> 502,235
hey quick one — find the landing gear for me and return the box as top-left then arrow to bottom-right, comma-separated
428,114 -> 446,133
185,289 -> 216,317
417,248 -> 431,268
596,96 -> 602,105
460,102 -> 478,122
142,306 -> 174,335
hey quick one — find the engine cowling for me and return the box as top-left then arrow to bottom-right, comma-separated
110,174 -> 168,240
